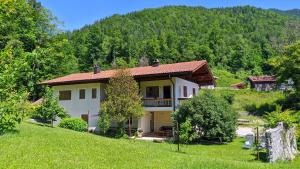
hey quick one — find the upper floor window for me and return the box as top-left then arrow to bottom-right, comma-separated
146,86 -> 159,98
59,90 -> 71,100
183,86 -> 188,97
192,88 -> 196,96
79,89 -> 85,99
92,88 -> 97,99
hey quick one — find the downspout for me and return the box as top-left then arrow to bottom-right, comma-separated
168,74 -> 176,111
169,74 -> 179,151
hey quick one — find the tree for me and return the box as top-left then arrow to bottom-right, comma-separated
172,90 -> 237,143
100,69 -> 143,136
0,93 -> 28,134
32,87 -> 67,126
270,41 -> 300,110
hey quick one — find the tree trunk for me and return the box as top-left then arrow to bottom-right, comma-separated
128,117 -> 132,137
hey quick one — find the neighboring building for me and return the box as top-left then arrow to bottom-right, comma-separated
41,60 -> 215,135
247,76 -> 277,91
231,82 -> 247,89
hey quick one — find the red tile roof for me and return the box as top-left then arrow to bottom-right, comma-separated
248,76 -> 277,82
41,60 -> 209,85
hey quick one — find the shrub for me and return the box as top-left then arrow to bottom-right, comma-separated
264,106 -> 297,129
98,110 -> 111,134
31,87 -> 67,124
0,93 -> 28,134
179,118 -> 199,144
221,92 -> 235,104
173,90 -> 237,143
59,118 -> 87,132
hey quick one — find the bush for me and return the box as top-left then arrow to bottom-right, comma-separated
221,92 -> 235,104
0,94 -> 28,134
179,118 -> 199,144
59,118 -> 87,132
173,90 -> 237,143
264,106 -> 297,129
31,87 -> 67,124
98,110 -> 110,134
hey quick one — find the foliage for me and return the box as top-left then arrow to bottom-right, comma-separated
100,69 -> 143,136
58,118 -> 87,132
0,93 -> 28,134
221,92 -> 235,104
270,41 -> 300,111
0,0 -> 78,100
173,90 -> 237,143
70,6 -> 300,75
31,87 -> 67,123
264,106 -> 297,129
2,123 -> 300,169
98,109 -> 111,134
179,118 -> 199,144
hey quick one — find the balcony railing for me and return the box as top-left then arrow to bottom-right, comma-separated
142,98 -> 172,107
178,98 -> 189,105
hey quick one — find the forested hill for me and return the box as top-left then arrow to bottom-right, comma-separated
271,9 -> 300,18
69,6 -> 300,74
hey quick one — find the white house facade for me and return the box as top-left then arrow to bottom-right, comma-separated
41,60 -> 215,135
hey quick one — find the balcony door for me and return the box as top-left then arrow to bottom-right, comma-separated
163,86 -> 171,99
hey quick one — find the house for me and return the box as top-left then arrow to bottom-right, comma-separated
247,76 -> 276,91
41,60 -> 215,135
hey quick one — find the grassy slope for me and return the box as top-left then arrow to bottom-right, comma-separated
0,123 -> 299,169
213,69 -> 245,87
231,90 -> 284,113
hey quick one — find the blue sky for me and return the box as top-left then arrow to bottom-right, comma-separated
38,0 -> 300,31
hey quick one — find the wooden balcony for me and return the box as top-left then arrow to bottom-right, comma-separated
142,98 -> 172,107
178,98 -> 189,105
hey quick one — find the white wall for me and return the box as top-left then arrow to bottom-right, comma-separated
52,83 -> 101,127
174,77 -> 199,106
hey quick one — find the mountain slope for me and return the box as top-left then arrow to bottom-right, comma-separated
69,6 -> 300,74
271,8 -> 300,18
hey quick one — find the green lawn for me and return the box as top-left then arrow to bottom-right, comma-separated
0,123 -> 299,169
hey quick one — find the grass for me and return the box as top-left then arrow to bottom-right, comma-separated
231,90 -> 285,113
0,123 -> 299,169
213,69 -> 243,87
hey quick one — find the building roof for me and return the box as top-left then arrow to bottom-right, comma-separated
230,82 -> 247,89
41,60 -> 214,86
248,76 -> 277,83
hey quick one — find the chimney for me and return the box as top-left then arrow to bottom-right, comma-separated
152,59 -> 160,67
93,64 -> 100,74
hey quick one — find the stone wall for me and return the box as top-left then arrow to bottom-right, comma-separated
265,122 -> 298,162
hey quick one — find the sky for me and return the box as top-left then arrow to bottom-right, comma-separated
38,0 -> 300,31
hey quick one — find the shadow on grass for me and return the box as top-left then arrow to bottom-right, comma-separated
0,129 -> 20,136
244,103 -> 276,116
250,151 -> 268,163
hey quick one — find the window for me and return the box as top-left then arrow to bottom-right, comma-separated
79,89 -> 85,99
163,86 -> 171,99
59,90 -> 71,100
92,88 -> 97,99
192,88 -> 196,96
146,86 -> 159,98
183,86 -> 188,97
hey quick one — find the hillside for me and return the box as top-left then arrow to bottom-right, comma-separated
69,6 -> 300,75
0,123 -> 299,169
271,9 -> 300,18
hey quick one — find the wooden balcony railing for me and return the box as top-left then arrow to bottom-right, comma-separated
142,98 -> 172,107
178,98 -> 189,105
